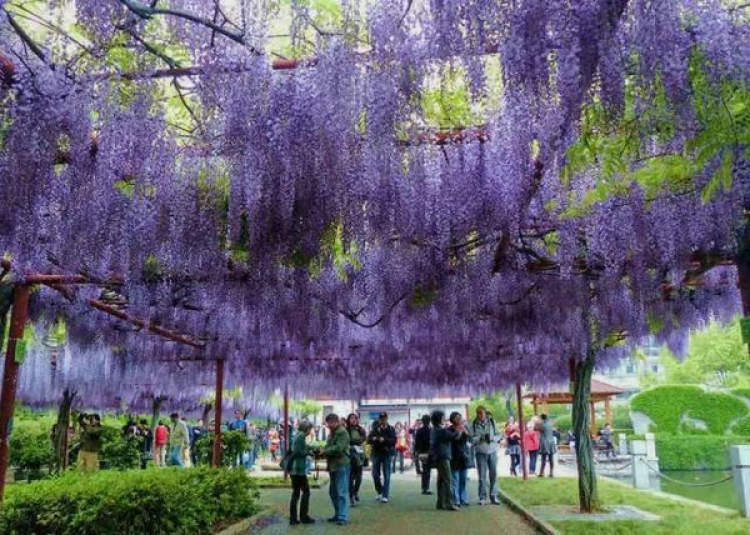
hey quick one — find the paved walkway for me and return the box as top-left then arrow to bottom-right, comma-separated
252,471 -> 537,534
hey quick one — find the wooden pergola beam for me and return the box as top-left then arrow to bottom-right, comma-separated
86,298 -> 205,348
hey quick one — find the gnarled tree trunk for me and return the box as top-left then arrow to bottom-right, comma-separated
572,350 -> 600,513
54,389 -> 76,472
202,403 -> 213,425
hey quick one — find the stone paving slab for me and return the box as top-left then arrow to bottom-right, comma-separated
529,504 -> 661,522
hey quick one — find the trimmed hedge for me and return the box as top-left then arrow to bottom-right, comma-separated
655,434 -> 750,470
630,385 -> 748,434
0,467 -> 259,535
732,415 -> 750,435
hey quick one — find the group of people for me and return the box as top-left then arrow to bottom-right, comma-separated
286,407 -> 559,526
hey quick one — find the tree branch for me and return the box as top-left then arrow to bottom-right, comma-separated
119,0 -> 262,55
398,0 -> 414,27
6,12 -> 48,64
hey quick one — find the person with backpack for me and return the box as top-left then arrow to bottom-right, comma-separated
345,413 -> 367,506
449,412 -> 472,507
288,421 -> 316,526
470,405 -> 501,505
367,412 -> 396,503
414,414 -> 433,495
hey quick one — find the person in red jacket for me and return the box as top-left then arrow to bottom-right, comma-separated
523,420 -> 540,474
153,420 -> 169,467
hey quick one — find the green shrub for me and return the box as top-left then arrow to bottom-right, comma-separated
554,414 -> 572,432
193,430 -> 250,467
612,405 -> 633,430
9,424 -> 54,474
0,467 -> 259,535
732,388 -> 750,400
99,426 -> 141,470
732,415 -> 750,435
655,434 -> 750,470
630,385 -> 748,434
548,406 -> 630,434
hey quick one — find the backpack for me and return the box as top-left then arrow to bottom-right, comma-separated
279,448 -> 294,472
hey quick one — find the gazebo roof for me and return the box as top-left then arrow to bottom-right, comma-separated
524,379 -> 625,402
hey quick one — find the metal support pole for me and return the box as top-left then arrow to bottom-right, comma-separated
283,384 -> 289,480
0,284 -> 30,502
516,382 -> 528,481
212,358 -> 225,468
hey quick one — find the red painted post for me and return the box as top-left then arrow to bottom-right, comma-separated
0,284 -> 30,502
283,385 -> 289,480
516,382 -> 528,481
212,358 -> 225,468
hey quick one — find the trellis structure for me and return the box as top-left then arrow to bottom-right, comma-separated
0,267 -> 229,502
1,0 -> 749,516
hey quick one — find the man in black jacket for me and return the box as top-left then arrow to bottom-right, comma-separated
414,415 -> 433,495
367,412 -> 396,503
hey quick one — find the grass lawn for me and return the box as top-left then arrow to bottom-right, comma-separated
499,477 -> 749,535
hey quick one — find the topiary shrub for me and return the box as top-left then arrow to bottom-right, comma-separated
630,385 -> 748,434
732,415 -> 750,435
0,467 -> 259,535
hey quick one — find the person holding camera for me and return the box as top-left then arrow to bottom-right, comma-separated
318,413 -> 350,526
470,406 -> 501,505
77,413 -> 102,472
449,412 -> 472,507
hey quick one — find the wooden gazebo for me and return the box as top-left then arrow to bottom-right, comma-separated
524,379 -> 625,434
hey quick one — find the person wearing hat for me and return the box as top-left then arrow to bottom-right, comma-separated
367,412 -> 396,503
289,420 -> 316,526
